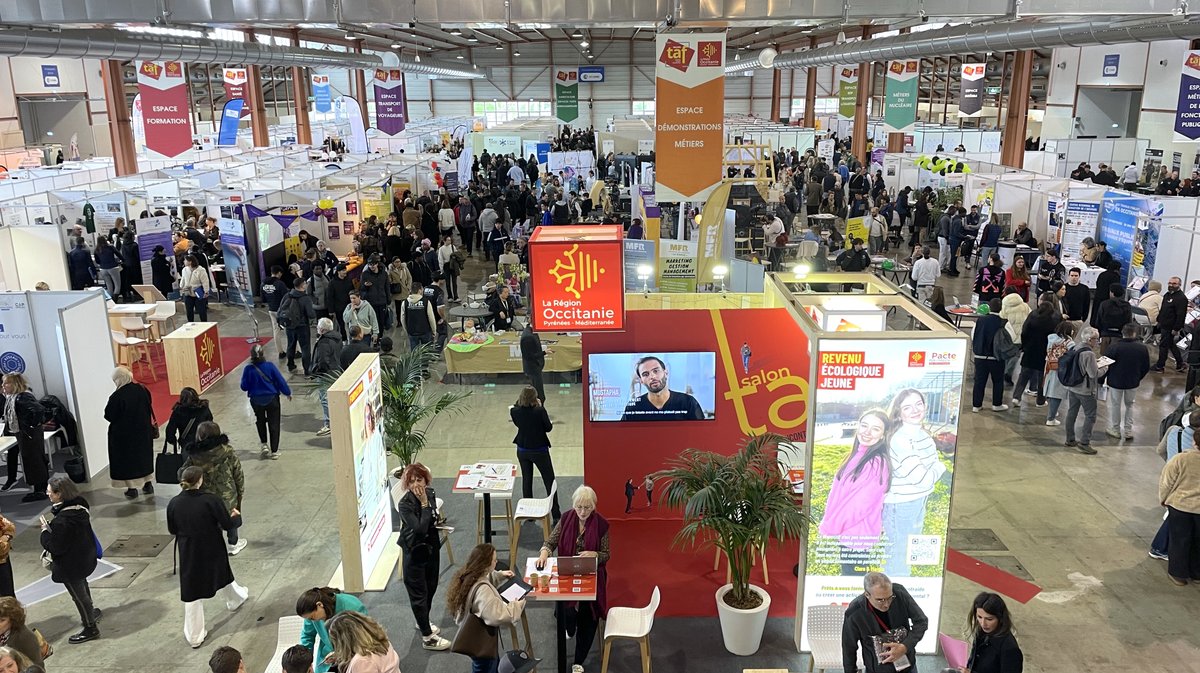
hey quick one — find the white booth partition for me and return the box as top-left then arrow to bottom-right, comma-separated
0,226 -> 69,290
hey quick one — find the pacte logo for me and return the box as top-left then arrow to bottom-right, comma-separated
659,39 -> 694,73
929,351 -> 959,366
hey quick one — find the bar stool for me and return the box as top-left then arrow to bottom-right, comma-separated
110,330 -> 157,381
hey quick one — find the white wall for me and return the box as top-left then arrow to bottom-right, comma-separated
1075,88 -> 1141,138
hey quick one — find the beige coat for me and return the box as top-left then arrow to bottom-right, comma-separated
1161,450 -> 1200,514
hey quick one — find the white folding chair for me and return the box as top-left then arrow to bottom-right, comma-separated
260,616 -> 304,673
510,480 -> 557,567
806,604 -> 863,672
119,315 -> 152,341
110,330 -> 157,381
600,586 -> 661,673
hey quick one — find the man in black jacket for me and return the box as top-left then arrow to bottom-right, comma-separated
1062,268 -> 1091,322
310,317 -> 341,436
358,254 -> 391,331
971,298 -> 1011,412
262,265 -> 289,358
1095,282 -> 1132,344
326,265 -> 356,341
842,572 -> 929,673
1153,276 -> 1190,372
278,278 -> 316,376
520,322 -> 551,403
339,325 -> 375,370
1104,322 -> 1150,440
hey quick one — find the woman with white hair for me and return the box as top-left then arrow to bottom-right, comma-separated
103,366 -> 156,498
1063,326 -> 1108,456
310,317 -> 342,436
536,486 -> 609,673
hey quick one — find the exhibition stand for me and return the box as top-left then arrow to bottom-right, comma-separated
0,225 -> 69,290
327,352 -> 397,593
162,322 -> 224,395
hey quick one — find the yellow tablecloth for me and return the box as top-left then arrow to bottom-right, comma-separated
445,334 -> 583,374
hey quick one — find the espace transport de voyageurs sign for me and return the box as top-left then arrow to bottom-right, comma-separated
528,225 -> 625,332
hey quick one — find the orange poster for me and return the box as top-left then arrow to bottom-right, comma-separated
654,34 -> 725,203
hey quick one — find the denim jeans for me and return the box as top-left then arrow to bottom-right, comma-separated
1152,516 -> 1170,555
318,389 -> 329,426
1065,390 -> 1098,445
470,657 -> 499,673
881,496 -> 928,578
1046,397 -> 1063,421
1106,387 -> 1137,433
1013,366 -> 1045,404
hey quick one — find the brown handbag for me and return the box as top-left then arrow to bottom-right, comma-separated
450,585 -> 499,659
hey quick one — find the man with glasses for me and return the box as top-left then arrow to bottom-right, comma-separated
842,572 -> 928,672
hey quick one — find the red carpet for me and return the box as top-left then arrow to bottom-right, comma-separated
946,548 -> 1042,604
605,520 -> 798,617
132,337 -> 271,424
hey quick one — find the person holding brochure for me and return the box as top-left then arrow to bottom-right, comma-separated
396,463 -> 452,651
446,543 -> 525,673
819,410 -> 891,576
956,592 -> 1023,673
841,572 -> 929,673
536,486 -> 609,673
881,390 -> 945,579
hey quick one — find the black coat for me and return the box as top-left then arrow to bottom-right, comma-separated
40,496 -> 98,583
520,329 -> 545,373
511,405 -> 553,449
967,631 -> 1023,673
165,403 -> 213,451
327,275 -> 356,318
842,583 -> 929,673
1104,338 -> 1151,390
1095,298 -> 1132,338
167,490 -> 236,602
397,490 -> 442,556
67,247 -> 95,289
150,252 -> 174,296
1019,311 -> 1058,370
1,392 -> 48,487
104,383 -> 155,481
1159,288 -> 1189,331
311,332 -> 342,375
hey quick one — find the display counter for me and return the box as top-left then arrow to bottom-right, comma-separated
163,322 -> 224,394
444,333 -> 582,375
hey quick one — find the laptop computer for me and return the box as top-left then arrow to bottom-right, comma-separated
556,556 -> 597,576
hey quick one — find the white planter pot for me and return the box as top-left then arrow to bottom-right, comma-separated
714,583 -> 771,656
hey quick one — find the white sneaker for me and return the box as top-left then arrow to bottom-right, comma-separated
1046,419 -> 1061,426
189,631 -> 208,649
1010,399 -> 1021,407
572,666 -> 585,673
316,425 -> 331,437
415,624 -> 441,636
269,451 -> 280,460
259,445 -> 271,459
422,635 -> 451,651
991,404 -> 1009,412
227,539 -> 248,555
1105,428 -> 1121,438
971,407 -> 981,413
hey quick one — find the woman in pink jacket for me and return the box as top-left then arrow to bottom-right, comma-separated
819,409 -> 892,576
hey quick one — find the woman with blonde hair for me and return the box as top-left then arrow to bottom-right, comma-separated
0,646 -> 35,673
0,373 -> 49,502
326,611 -> 399,673
103,366 -> 156,498
446,543 -> 524,673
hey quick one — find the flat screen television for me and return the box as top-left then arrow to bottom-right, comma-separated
587,352 -> 716,422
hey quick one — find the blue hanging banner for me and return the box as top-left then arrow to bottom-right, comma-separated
312,74 -> 333,113
217,99 -> 244,146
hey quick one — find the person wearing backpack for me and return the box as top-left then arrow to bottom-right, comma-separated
1043,321 -> 1078,426
1061,326 -> 1108,455
971,298 -> 1013,412
278,278 -> 316,377
238,346 -> 292,460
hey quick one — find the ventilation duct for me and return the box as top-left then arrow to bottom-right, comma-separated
726,18 -> 1200,73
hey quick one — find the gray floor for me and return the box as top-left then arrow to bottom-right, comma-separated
11,250 -> 1199,672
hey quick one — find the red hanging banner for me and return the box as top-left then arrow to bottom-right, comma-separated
136,60 -> 192,159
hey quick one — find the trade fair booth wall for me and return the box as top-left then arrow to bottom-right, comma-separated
0,225 -> 69,290
0,290 -> 115,480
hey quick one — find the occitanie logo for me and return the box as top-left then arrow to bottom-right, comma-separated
548,244 -> 606,299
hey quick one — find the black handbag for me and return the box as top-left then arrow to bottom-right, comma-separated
155,440 -> 185,484
450,585 -> 499,659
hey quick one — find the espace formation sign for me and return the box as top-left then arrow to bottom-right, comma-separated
136,61 -> 192,159
528,225 -> 625,332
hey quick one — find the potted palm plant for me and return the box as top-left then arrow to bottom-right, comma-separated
378,343 -> 472,470
652,433 -> 809,656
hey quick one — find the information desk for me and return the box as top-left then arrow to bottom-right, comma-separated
163,322 -> 224,394
444,334 -> 583,375
523,557 -> 598,673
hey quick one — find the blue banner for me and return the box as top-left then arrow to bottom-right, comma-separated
217,99 -> 243,147
536,142 -> 551,166
1100,191 -> 1161,290
312,74 -> 333,113
216,218 -> 255,306
1176,51 -> 1200,140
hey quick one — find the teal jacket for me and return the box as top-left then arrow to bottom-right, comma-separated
300,592 -> 367,673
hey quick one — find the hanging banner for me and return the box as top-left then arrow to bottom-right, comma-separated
1142,148 -> 1165,190
217,99 -> 244,147
527,225 -> 625,332
801,337 -> 966,655
957,63 -> 985,117
837,66 -> 859,120
1175,51 -> 1200,141
340,96 -> 368,154
654,32 -> 725,203
222,68 -> 250,118
1061,199 -> 1100,261
623,239 -> 657,291
312,74 -> 333,114
0,293 -> 40,377
217,217 -> 254,306
554,67 -> 579,124
136,60 -> 192,159
884,59 -> 920,133
372,69 -> 406,135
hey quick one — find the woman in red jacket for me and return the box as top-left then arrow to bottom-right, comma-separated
1004,256 -> 1032,301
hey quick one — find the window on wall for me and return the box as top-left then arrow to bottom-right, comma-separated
632,100 -> 656,116
472,101 -> 551,127
790,96 -> 839,118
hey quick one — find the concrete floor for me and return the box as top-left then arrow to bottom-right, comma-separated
14,252 -> 1199,673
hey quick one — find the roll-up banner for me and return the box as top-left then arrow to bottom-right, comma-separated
372,69 -> 406,135
654,33 -> 725,203
312,74 -> 333,114
136,61 -> 192,159
1175,51 -> 1200,141
217,99 -> 244,147
837,66 -> 859,120
135,215 -> 173,294
222,68 -> 250,118
555,68 -> 579,123
884,60 -> 920,133
217,218 -> 254,306
341,96 -> 368,154
957,63 -> 985,118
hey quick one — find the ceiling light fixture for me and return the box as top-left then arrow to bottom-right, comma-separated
572,30 -> 583,37
415,53 -> 421,62
495,44 -> 504,50
449,28 -> 463,36
580,40 -> 589,47
587,54 -> 594,59
345,31 -> 360,40
467,35 -> 478,42
514,49 -> 521,56
390,42 -> 402,49
456,54 -> 464,59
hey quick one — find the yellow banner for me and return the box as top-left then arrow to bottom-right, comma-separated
845,216 -> 868,248
696,181 -> 732,282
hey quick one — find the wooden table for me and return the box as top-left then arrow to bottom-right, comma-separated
162,322 -> 224,394
523,556 -> 599,673
452,463 -> 517,545
108,303 -> 160,337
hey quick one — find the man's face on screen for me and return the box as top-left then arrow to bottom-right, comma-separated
637,361 -> 668,393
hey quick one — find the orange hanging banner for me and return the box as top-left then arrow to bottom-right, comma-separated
528,225 -> 625,332
654,33 -> 725,203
